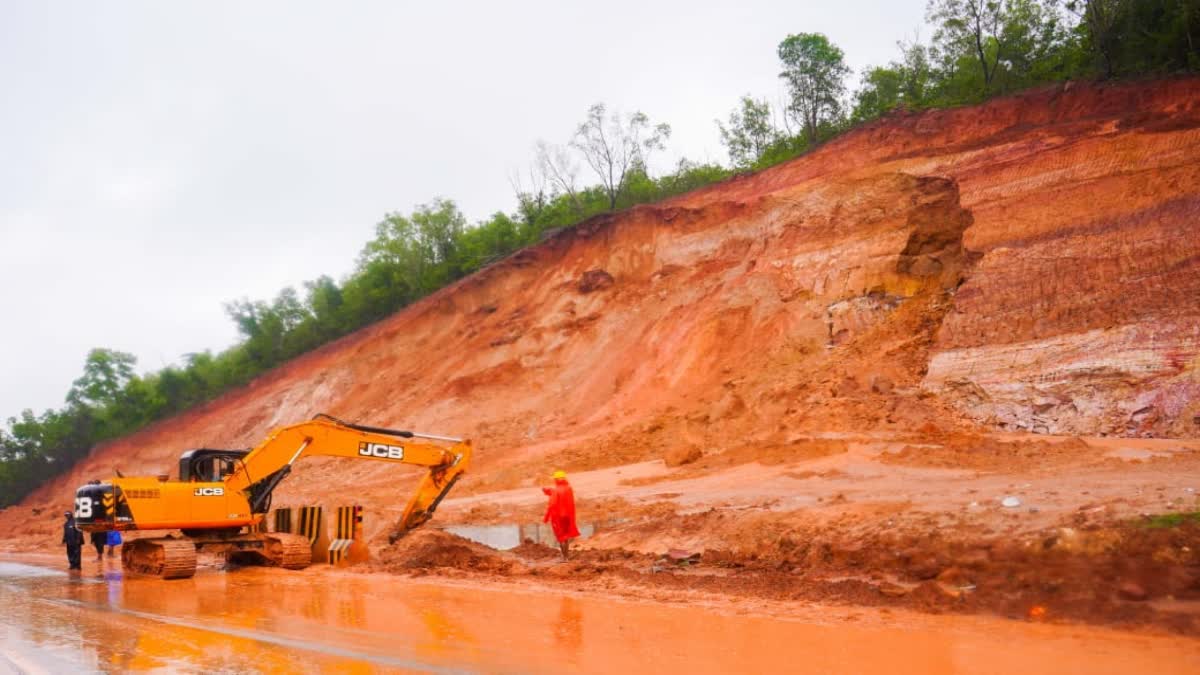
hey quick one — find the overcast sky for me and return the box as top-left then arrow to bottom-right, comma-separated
0,0 -> 929,419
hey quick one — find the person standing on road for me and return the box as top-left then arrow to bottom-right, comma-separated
541,470 -> 580,560
62,511 -> 83,570
89,530 -> 106,561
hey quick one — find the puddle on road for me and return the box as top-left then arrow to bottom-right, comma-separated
2,558 -> 1199,674
0,561 -> 63,578
442,520 -> 609,550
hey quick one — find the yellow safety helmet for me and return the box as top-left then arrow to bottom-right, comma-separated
553,470 -> 567,480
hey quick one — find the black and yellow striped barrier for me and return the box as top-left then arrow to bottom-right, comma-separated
327,505 -> 364,565
272,508 -> 293,534
297,506 -> 324,546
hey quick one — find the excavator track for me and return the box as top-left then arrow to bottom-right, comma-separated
262,533 -> 312,569
121,537 -> 198,579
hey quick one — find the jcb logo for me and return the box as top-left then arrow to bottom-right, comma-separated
194,487 -> 224,496
359,442 -> 405,460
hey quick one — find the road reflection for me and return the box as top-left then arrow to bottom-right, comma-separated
2,558 -> 1199,674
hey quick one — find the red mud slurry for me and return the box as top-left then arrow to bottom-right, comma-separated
2,558 -> 1198,674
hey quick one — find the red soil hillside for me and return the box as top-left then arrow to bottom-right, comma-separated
3,78 -> 1199,545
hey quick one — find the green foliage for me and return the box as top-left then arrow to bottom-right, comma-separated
852,40 -> 935,121
777,32 -> 851,143
842,0 -> 1194,129
926,0 -> 1011,96
1139,511 -> 1200,528
752,135 -> 810,170
656,160 -> 732,196
717,96 -> 780,169
924,0 -> 1073,101
1067,0 -> 1200,76
853,66 -> 907,122
359,198 -> 466,297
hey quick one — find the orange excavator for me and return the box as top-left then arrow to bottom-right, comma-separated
71,414 -> 471,579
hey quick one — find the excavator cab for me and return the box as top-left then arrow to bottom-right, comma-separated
178,448 -> 249,482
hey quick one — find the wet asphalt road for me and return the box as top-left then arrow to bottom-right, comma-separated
2,557 -> 1199,674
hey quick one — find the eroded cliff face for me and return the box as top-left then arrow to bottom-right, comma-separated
3,78 -> 1198,531
926,193 -> 1200,437
667,78 -> 1200,438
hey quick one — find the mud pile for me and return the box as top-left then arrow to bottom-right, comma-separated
3,78 -> 1199,551
375,530 -> 523,574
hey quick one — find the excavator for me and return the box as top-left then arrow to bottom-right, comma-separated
71,414 -> 471,579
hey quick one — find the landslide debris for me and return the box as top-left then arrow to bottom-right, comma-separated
376,530 -> 523,574
372,510 -> 1200,635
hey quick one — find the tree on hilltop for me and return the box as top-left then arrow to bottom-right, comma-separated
67,349 -> 137,409
570,103 -> 671,211
852,38 -> 935,121
717,95 -> 781,169
778,32 -> 851,144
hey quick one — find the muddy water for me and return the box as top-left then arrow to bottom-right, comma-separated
2,558 -> 1198,674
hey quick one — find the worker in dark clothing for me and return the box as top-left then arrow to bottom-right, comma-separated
89,530 -> 106,561
62,512 -> 83,570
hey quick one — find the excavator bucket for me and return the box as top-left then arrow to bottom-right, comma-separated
390,451 -> 469,543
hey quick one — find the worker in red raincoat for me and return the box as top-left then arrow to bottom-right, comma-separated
542,470 -> 580,559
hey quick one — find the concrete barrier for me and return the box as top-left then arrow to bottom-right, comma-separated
298,505 -> 328,561
327,505 -> 366,565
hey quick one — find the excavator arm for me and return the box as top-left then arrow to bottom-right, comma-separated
224,414 -> 471,537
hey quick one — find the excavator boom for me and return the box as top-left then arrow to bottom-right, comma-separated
226,414 -> 471,534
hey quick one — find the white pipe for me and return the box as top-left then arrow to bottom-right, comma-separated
409,432 -> 463,443
286,440 -> 311,466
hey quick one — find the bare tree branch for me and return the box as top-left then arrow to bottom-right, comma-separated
534,140 -> 584,216
570,103 -> 671,210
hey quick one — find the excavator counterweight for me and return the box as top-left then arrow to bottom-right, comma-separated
72,415 -> 471,579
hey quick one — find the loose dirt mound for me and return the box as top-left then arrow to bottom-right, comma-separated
509,540 -> 561,560
376,530 -> 520,574
663,445 -> 702,467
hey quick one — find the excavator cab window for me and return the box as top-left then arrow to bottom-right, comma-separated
178,449 -> 250,482
193,457 -> 235,482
